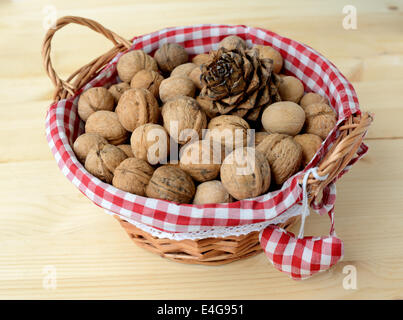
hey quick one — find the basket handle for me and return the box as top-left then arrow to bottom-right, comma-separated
306,111 -> 373,199
42,16 -> 132,101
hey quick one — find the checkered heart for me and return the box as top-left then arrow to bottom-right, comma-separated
260,219 -> 344,280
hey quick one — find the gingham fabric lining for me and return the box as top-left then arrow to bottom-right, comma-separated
104,201 -> 305,241
45,24 -> 367,237
260,213 -> 344,280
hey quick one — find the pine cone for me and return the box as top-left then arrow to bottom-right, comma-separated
199,47 -> 281,121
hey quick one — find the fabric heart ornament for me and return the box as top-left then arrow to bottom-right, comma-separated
259,169 -> 343,280
259,223 -> 344,280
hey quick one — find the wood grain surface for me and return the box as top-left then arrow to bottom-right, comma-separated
0,0 -> 402,299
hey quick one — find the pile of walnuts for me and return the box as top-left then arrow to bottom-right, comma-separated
73,35 -> 337,205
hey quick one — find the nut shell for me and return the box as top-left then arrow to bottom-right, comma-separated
116,88 -> 160,132
304,103 -> 337,140
154,43 -> 189,73
171,63 -> 197,78
300,92 -> 328,110
219,35 -> 247,51
78,87 -> 115,122
112,158 -> 154,195
117,144 -> 135,158
85,143 -> 128,183
193,180 -> 233,205
73,133 -> 108,163
146,166 -> 195,204
179,140 -> 223,182
189,67 -> 202,89
294,133 -> 323,167
220,147 -> 271,200
130,70 -> 164,98
254,132 -> 270,146
205,115 -> 251,154
253,45 -> 283,74
117,50 -> 158,83
131,123 -> 170,165
108,82 -> 130,103
161,96 -> 207,144
261,101 -> 305,136
278,76 -> 304,103
192,53 -> 212,66
85,111 -> 129,145
159,77 -> 195,103
257,133 -> 302,185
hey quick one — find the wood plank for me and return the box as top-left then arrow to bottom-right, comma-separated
0,141 -> 402,299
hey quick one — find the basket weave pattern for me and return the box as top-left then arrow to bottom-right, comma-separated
115,216 -> 298,265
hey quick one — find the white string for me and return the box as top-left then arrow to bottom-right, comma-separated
297,168 -> 328,239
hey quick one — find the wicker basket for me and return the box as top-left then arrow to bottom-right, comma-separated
42,16 -> 372,267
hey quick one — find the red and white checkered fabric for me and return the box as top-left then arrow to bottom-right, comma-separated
260,211 -> 344,280
260,183 -> 344,280
45,24 -> 368,279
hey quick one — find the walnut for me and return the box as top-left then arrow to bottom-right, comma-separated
261,101 -> 305,136
145,166 -> 195,203
205,115 -> 251,154
304,103 -> 337,140
254,132 -> 270,146
130,123 -> 170,165
85,111 -> 129,145
165,160 -> 180,168
300,92 -> 328,110
84,143 -> 127,183
130,70 -> 164,99
78,87 -> 115,122
73,133 -> 107,163
108,82 -> 130,103
159,77 -> 196,103
117,50 -> 158,83
294,133 -> 323,167
219,35 -> 247,51
253,45 -> 283,74
179,140 -> 223,182
171,63 -> 197,78
112,158 -> 154,195
257,133 -> 302,185
154,43 -> 188,73
278,76 -> 304,103
193,180 -> 233,205
161,96 -> 207,144
116,88 -> 160,132
117,144 -> 134,158
189,67 -> 202,89
191,53 -> 212,66
220,147 -> 271,200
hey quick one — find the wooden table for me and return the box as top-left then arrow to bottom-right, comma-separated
0,0 -> 402,299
